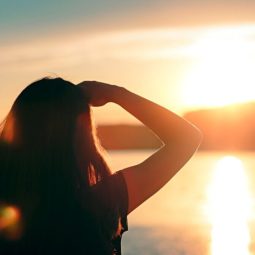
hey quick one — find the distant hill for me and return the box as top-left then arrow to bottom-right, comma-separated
97,124 -> 161,150
184,102 -> 255,151
97,102 -> 255,150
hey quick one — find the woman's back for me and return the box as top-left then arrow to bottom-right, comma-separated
0,163 -> 128,255
0,207 -> 107,254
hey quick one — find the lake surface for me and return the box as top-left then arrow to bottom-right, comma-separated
107,150 -> 255,255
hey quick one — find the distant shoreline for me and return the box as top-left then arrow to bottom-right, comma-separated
97,102 -> 255,151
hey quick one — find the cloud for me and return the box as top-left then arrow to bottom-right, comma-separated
2,24 -> 255,74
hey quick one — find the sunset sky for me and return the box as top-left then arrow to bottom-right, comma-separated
1,0 -> 255,124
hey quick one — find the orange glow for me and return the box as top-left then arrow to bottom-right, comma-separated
0,205 -> 20,229
0,204 -> 22,240
2,115 -> 15,144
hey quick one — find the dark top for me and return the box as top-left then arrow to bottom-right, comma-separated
108,171 -> 128,254
0,171 -> 129,255
93,171 -> 129,255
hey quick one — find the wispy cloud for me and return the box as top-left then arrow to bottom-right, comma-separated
2,24 -> 255,74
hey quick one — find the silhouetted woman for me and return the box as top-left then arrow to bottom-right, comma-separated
0,78 -> 201,255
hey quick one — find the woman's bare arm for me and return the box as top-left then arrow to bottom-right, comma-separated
78,82 -> 202,214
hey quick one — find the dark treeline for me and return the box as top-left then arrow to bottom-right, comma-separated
97,102 -> 255,150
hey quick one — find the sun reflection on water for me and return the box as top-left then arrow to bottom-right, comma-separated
207,156 -> 252,255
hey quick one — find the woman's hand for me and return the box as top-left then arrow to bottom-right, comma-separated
77,81 -> 119,107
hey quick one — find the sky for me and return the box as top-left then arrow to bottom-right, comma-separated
1,0 -> 255,124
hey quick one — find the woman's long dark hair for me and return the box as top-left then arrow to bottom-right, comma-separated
0,78 -> 118,254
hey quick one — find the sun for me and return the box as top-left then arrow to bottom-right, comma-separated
181,28 -> 255,109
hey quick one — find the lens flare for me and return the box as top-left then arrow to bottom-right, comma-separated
206,156 -> 252,255
0,204 -> 22,240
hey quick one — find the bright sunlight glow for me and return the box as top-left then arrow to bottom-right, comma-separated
206,156 -> 252,255
181,27 -> 255,109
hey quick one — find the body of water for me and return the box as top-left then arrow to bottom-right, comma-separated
108,150 -> 255,255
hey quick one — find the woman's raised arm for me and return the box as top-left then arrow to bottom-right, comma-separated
78,81 -> 202,214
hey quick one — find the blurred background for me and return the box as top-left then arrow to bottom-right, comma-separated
1,0 -> 255,254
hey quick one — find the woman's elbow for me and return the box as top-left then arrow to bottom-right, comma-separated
163,124 -> 202,152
